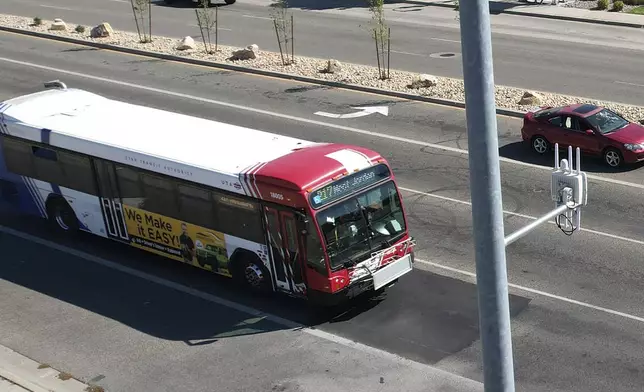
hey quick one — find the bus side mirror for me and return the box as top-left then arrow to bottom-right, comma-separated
295,213 -> 310,236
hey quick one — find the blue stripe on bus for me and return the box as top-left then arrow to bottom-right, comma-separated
40,128 -> 63,198
25,177 -> 47,217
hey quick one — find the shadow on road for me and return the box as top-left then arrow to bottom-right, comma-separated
0,212 -> 531,364
152,0 -> 230,9
248,0 -> 549,13
499,141 -> 644,174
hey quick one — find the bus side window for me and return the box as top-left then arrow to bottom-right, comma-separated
31,146 -> 65,186
114,165 -> 146,209
177,184 -> 216,229
1,137 -> 35,177
212,192 -> 264,244
57,151 -> 95,195
140,173 -> 180,218
306,220 -> 327,276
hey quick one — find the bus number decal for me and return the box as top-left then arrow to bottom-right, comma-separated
270,192 -> 284,200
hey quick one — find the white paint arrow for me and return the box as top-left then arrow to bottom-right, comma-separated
314,106 -> 389,119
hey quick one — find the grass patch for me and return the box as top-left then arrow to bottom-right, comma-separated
85,386 -> 105,392
629,5 -> 644,13
58,372 -> 73,381
37,363 -> 50,369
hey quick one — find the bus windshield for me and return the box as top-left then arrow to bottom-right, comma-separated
315,180 -> 407,270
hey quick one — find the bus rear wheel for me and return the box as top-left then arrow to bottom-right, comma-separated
46,197 -> 79,234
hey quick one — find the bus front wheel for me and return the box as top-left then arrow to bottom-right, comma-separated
234,255 -> 271,293
46,196 -> 79,234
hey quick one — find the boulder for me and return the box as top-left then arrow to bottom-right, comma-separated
639,119 -> 644,125
230,44 -> 259,61
176,36 -> 196,50
518,91 -> 543,106
49,18 -> 67,31
322,59 -> 342,74
408,74 -> 438,89
90,22 -> 114,38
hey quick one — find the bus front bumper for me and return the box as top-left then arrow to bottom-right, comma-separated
309,251 -> 415,307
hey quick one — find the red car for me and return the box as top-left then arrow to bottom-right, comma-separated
521,103 -> 644,168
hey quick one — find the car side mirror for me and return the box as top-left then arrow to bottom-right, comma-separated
585,129 -> 594,135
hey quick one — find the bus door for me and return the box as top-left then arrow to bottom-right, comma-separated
93,159 -> 129,242
263,205 -> 307,295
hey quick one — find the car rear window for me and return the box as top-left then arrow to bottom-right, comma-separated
572,104 -> 599,114
534,107 -> 563,119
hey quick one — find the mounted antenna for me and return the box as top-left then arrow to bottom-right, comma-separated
554,145 -> 560,170
43,80 -> 67,90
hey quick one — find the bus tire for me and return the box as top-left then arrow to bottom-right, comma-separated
46,196 -> 79,234
231,251 -> 271,293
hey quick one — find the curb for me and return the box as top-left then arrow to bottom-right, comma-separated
0,25 -> 527,119
402,0 -> 644,29
0,345 -> 93,392
502,9 -> 644,29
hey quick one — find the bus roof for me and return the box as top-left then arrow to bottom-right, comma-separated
0,87 -> 386,200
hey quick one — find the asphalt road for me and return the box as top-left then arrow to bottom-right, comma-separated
1,32 -> 644,392
2,0 -> 644,106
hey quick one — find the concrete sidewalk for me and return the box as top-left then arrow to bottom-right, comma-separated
407,0 -> 644,28
0,345 -> 94,392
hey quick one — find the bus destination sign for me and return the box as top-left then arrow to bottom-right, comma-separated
309,164 -> 391,209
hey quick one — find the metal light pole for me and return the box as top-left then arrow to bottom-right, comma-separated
457,0 -> 516,391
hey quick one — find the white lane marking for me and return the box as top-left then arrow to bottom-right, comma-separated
1,56 -> 643,192
0,224 -> 480,381
242,14 -> 271,20
390,50 -> 426,57
398,187 -> 644,246
416,258 -> 644,324
39,4 -> 75,10
188,24 -> 233,31
430,37 -> 461,43
107,0 -> 128,3
614,80 -> 644,88
3,219 -> 644,329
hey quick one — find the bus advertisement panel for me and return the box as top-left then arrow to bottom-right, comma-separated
122,204 -> 231,276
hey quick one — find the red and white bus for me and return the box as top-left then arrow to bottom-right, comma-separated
0,81 -> 415,306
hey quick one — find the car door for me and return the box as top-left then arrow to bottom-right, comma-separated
561,115 -> 601,155
542,114 -> 566,144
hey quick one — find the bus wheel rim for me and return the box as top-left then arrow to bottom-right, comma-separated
55,210 -> 70,230
244,264 -> 263,287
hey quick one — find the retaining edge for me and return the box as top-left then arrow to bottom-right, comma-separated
0,25 -> 527,119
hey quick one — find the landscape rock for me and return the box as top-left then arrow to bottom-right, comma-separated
90,22 -> 114,38
49,18 -> 67,31
322,59 -> 342,74
176,36 -> 196,50
639,119 -> 644,125
408,74 -> 438,89
518,91 -> 543,106
230,44 -> 259,61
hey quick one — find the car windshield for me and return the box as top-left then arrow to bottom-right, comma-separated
315,181 -> 407,270
585,109 -> 629,134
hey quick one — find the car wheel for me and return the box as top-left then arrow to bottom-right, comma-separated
225,0 -> 236,3
603,148 -> 623,168
531,135 -> 549,155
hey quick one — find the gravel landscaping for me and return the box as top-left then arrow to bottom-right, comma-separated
1,13 -> 643,123
564,0 -> 638,12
